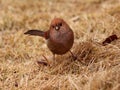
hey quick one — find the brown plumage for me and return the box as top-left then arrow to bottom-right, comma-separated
24,18 -> 76,64
102,34 -> 118,46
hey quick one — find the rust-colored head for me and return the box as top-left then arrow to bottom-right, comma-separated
50,18 -> 70,32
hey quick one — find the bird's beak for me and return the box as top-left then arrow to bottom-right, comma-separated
55,26 -> 60,30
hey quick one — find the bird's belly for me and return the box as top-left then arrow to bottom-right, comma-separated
47,39 -> 72,55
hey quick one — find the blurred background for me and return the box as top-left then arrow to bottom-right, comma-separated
0,0 -> 120,90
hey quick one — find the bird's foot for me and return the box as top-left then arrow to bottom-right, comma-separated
37,55 -> 50,66
37,60 -> 48,66
72,55 -> 87,66
72,55 -> 77,61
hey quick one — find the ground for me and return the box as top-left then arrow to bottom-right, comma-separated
0,0 -> 120,90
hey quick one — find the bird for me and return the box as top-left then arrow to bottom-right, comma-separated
24,18 -> 76,65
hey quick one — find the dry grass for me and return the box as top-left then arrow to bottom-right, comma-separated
0,0 -> 120,90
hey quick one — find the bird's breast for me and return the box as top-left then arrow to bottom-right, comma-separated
46,30 -> 74,55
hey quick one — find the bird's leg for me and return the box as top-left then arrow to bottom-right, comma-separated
42,55 -> 49,63
37,55 -> 50,66
69,50 -> 77,60
53,53 -> 57,64
69,50 -> 87,65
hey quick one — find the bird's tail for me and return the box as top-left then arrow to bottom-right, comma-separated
24,30 -> 45,38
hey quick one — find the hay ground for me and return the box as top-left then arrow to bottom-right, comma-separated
0,0 -> 120,90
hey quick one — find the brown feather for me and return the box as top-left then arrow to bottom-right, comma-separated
24,30 -> 44,37
24,30 -> 49,39
102,34 -> 118,46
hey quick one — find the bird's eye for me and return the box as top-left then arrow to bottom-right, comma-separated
59,23 -> 62,26
52,25 -> 55,28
